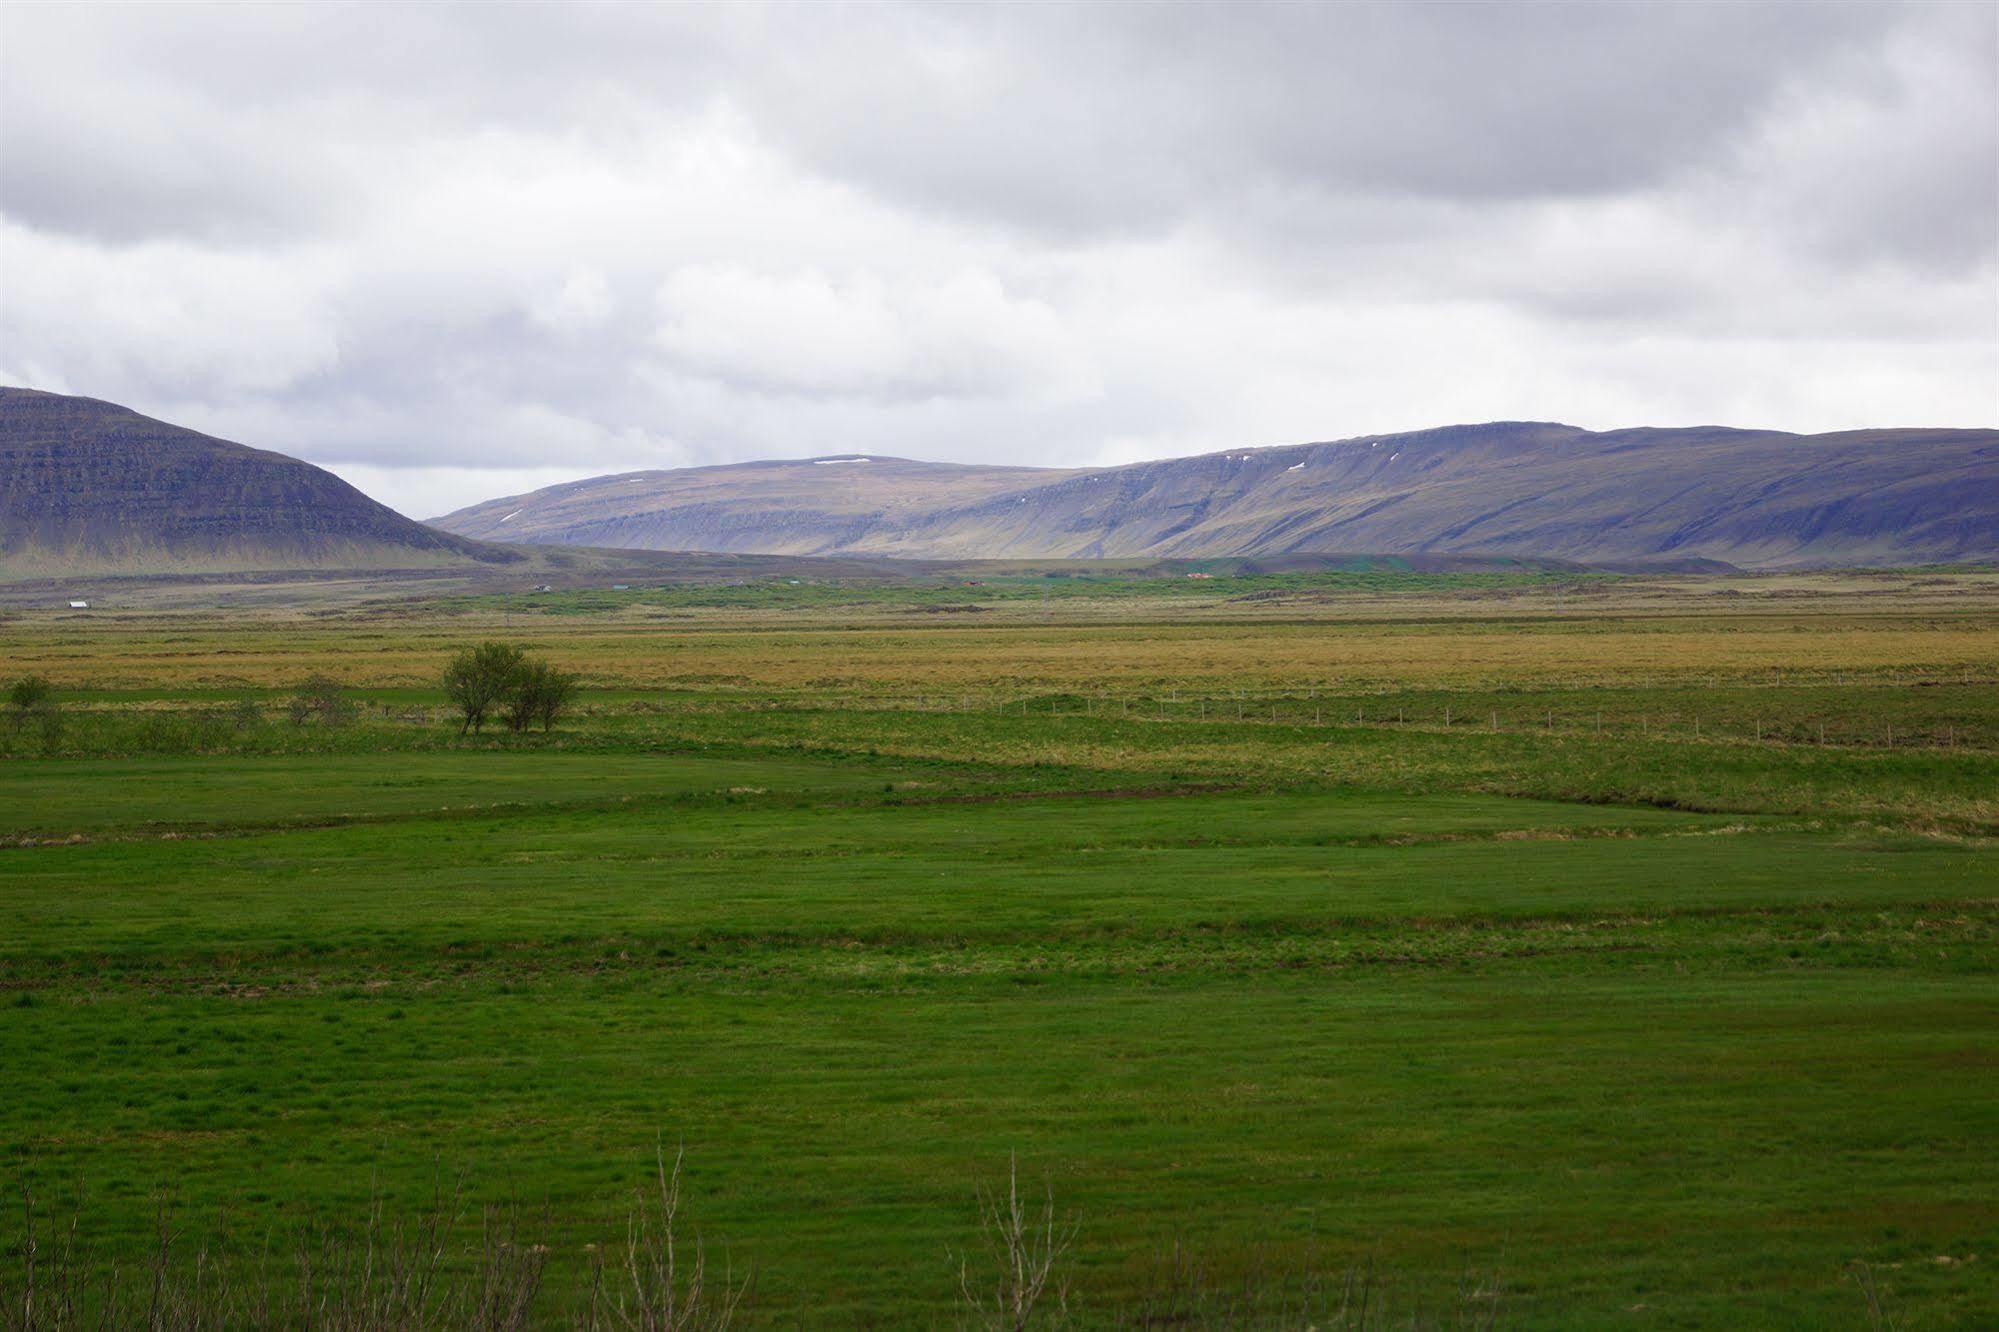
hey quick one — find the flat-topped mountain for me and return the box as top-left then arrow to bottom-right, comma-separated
435,423 -> 1999,569
441,454 -> 1085,557
0,388 -> 510,576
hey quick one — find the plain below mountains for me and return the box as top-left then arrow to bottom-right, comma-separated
435,421 -> 1999,570
0,388 -> 510,576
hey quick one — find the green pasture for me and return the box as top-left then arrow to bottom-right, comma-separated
3,579 -> 1996,1325
433,563 -> 1586,616
0,750 -> 1038,842
3,747 -> 1995,1326
8,681 -> 1999,839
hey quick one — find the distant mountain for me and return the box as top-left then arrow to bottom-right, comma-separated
0,388 -> 510,576
440,455 -> 1078,557
435,423 -> 1999,569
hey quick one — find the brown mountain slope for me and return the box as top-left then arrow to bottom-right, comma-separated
0,388 -> 511,576
439,454 -> 1081,556
434,423 -> 1999,569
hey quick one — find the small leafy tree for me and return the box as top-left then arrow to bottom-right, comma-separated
287,673 -> 357,727
506,660 -> 578,734
443,642 -> 526,735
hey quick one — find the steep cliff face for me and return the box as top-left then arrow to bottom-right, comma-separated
0,388 -> 510,575
435,423 -> 1999,569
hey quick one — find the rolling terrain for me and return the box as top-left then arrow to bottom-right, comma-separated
0,387 -> 511,576
435,422 -> 1999,569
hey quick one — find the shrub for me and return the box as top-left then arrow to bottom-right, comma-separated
8,674 -> 61,751
444,645 -> 578,736
506,660 -> 579,734
959,1155 -> 1077,1331
443,642 -> 528,735
8,674 -> 53,717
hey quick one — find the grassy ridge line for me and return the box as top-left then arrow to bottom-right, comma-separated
0,751 -> 1177,843
20,790 -> 1737,849
5,796 -> 1990,961
7,699 -> 1997,829
9,906 -> 1992,993
602,708 -> 1999,832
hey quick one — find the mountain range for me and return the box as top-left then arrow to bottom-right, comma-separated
434,422 -> 1999,569
0,388 -> 509,576
2,388 -> 1993,577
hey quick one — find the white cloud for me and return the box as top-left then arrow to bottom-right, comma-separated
530,270 -> 615,338
651,265 -> 1094,403
0,0 -> 1990,518
321,464 -> 607,523
0,221 -> 341,398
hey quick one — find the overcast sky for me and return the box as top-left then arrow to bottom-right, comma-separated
2,1 -> 1994,518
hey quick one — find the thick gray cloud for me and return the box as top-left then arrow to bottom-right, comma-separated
745,2 -> 1910,229
1,0 -> 1992,518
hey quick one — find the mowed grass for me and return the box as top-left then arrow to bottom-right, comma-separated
3,755 -> 1996,1326
1,779 -> 1955,960
2,579 -> 1996,1325
0,749 -> 1103,842
10,965 -> 1994,1326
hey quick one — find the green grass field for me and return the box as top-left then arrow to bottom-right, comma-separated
2,573 -> 1995,1326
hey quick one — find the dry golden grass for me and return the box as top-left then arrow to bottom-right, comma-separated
6,615 -> 1995,693
2,571 -> 1994,694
